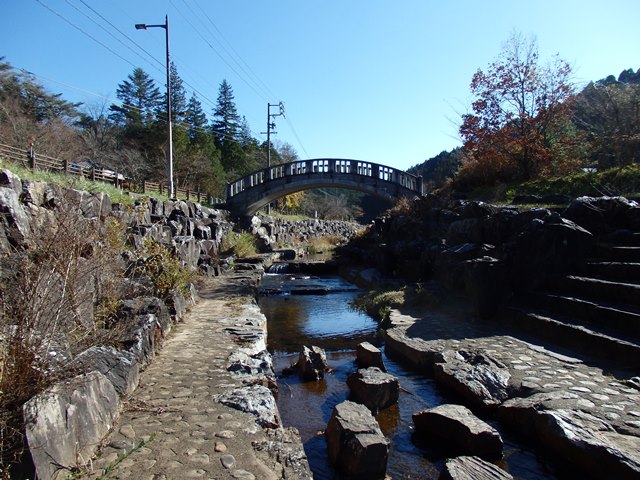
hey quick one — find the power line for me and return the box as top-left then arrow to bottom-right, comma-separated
284,115 -> 310,159
63,0 -> 165,76
168,0 -> 269,103
75,0 -> 165,71
193,0 -> 278,101
69,0 -> 218,112
183,0 -> 274,101
34,0 -> 139,71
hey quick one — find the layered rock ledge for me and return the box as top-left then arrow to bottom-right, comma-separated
384,305 -> 640,479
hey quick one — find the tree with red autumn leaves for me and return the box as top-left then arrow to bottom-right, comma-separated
458,33 -> 585,187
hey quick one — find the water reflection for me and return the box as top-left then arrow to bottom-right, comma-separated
262,273 -> 563,480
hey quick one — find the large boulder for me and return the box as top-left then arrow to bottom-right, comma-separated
121,314 -> 160,365
433,350 -> 511,409
325,400 -> 389,480
564,196 -> 640,233
347,367 -> 399,413
512,213 -> 593,290
70,345 -> 139,397
439,456 -> 513,480
23,371 -> 120,480
297,345 -> 329,381
0,186 -> 31,249
216,384 -> 280,428
413,404 -> 503,461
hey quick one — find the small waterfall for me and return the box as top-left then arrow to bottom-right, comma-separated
268,262 -> 290,274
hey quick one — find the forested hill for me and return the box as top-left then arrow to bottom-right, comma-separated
410,66 -> 640,193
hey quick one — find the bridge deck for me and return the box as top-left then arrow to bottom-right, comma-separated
225,159 -> 423,215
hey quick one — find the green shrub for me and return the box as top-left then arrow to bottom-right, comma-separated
135,239 -> 196,298
221,231 -> 258,258
352,289 -> 405,323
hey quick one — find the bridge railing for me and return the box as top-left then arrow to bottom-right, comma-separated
227,159 -> 423,199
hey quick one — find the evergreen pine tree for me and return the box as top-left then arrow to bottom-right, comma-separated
185,92 -> 208,143
156,62 -> 188,124
109,67 -> 162,126
211,79 -> 240,144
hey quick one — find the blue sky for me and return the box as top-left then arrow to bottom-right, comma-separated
2,1 -> 639,171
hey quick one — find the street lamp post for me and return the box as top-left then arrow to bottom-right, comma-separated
135,15 -> 174,199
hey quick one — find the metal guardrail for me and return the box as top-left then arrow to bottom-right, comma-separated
227,158 -> 424,198
0,141 -> 215,204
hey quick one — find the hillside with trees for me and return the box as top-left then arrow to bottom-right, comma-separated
0,57 -> 295,198
411,34 -> 639,198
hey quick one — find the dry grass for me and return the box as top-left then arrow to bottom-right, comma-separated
0,196 -> 127,467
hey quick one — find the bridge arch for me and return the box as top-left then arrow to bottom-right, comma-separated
224,158 -> 423,216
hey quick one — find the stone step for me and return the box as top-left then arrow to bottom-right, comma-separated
546,275 -> 640,307
593,245 -> 640,263
522,292 -> 640,338
500,306 -> 640,367
598,231 -> 640,247
585,261 -> 640,283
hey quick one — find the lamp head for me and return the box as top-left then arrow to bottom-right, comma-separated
135,24 -> 147,30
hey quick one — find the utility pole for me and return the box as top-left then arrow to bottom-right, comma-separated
264,101 -> 285,168
135,15 -> 174,199
262,102 -> 284,214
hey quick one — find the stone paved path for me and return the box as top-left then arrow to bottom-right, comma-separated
82,273 -> 310,480
385,300 -> 640,479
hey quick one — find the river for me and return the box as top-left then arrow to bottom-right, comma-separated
258,271 -> 564,479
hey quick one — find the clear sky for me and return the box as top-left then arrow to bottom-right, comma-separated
1,1 -> 639,171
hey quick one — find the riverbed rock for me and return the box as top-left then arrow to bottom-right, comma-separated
413,404 -> 503,461
325,400 -> 389,480
356,342 -> 386,371
23,371 -> 120,480
347,367 -> 399,413
297,345 -> 329,380
439,456 -> 513,480
433,349 -> 511,409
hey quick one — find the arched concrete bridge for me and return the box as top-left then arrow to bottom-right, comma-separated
224,158 -> 423,216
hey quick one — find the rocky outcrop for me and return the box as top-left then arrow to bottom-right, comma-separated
23,371 -> 120,480
413,404 -> 503,461
499,392 -> 640,480
347,367 -> 399,412
439,456 -> 513,480
249,215 -> 362,250
325,400 -> 389,480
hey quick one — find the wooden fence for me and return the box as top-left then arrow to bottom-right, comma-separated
0,141 -> 216,204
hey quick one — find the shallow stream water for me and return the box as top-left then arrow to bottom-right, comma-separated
258,272 -> 563,479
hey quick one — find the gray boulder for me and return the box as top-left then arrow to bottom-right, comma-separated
216,384 -> 280,428
439,456 -> 513,480
325,400 -> 389,480
121,314 -> 160,365
356,342 -> 386,371
70,345 -> 139,397
347,367 -> 399,413
0,186 -> 31,249
413,404 -> 503,461
433,349 -> 511,409
297,345 -> 329,381
24,371 -> 120,480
